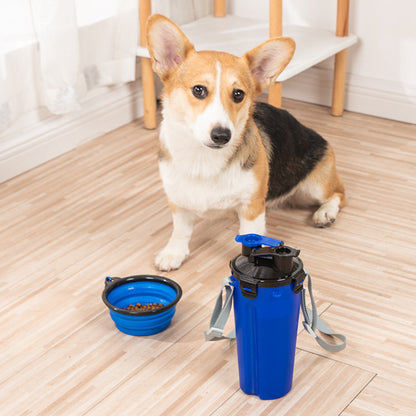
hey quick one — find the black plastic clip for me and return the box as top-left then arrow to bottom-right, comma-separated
240,280 -> 258,299
293,269 -> 305,294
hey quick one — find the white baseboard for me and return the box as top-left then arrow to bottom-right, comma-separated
0,80 -> 144,183
282,66 -> 416,124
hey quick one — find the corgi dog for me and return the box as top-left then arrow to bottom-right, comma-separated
146,14 -> 346,271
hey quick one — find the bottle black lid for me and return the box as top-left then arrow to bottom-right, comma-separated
230,234 -> 305,298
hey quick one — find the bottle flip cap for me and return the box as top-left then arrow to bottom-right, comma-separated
235,234 -> 284,256
235,233 -> 284,247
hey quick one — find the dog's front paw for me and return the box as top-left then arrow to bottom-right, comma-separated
154,246 -> 189,271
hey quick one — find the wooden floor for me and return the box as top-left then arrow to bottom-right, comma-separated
0,98 -> 415,416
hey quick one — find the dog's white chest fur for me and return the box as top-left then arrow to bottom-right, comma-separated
160,160 -> 256,215
159,118 -> 256,215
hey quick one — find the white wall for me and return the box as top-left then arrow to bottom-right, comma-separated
230,0 -> 416,124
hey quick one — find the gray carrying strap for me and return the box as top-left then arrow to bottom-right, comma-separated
204,276 -> 236,341
205,272 -> 346,352
301,270 -> 346,352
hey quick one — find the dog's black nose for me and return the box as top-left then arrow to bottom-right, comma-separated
210,126 -> 231,146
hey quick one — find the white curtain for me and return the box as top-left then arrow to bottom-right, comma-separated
0,0 -> 138,132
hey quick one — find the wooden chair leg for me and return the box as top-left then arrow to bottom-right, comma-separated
269,0 -> 282,107
332,49 -> 348,116
268,82 -> 282,108
331,0 -> 350,116
141,57 -> 157,129
214,0 -> 226,17
269,0 -> 282,38
139,0 -> 156,129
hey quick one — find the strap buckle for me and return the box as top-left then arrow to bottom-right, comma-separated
205,326 -> 224,340
302,321 -> 317,338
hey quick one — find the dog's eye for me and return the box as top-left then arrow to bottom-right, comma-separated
232,89 -> 245,103
192,85 -> 208,99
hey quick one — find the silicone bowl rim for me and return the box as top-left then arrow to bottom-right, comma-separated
102,274 -> 182,316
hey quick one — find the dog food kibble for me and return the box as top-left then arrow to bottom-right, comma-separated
125,302 -> 164,311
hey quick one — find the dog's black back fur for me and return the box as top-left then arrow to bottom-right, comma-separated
253,102 -> 328,200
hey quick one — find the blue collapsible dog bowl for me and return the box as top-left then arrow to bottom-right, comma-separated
102,275 -> 182,336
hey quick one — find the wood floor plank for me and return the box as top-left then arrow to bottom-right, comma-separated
340,376 -> 416,416
82,322 -> 374,416
297,301 -> 416,386
210,352 -> 374,416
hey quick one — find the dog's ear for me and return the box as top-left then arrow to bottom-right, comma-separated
243,38 -> 295,94
146,14 -> 195,81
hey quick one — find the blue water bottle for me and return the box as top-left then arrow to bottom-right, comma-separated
230,234 -> 305,400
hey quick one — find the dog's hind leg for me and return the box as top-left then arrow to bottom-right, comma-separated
312,147 -> 346,227
312,190 -> 345,227
290,145 -> 346,227
155,206 -> 195,271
